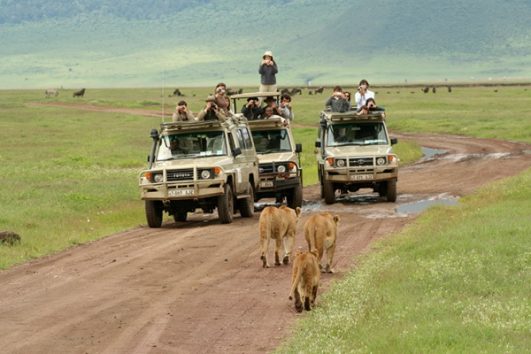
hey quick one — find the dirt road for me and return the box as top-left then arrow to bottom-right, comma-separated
1,134 -> 530,354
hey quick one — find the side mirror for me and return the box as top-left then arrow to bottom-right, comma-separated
150,128 -> 159,141
232,147 -> 242,157
295,143 -> 302,153
390,137 -> 398,145
315,140 -> 321,148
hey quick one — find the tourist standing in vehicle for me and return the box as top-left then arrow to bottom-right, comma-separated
172,100 -> 196,122
325,86 -> 350,113
354,79 -> 375,109
197,95 -> 227,122
279,94 -> 294,121
241,97 -> 262,120
259,51 -> 278,93
214,82 -> 230,114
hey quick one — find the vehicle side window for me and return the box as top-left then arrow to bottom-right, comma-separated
236,129 -> 245,149
241,128 -> 253,150
228,132 -> 236,152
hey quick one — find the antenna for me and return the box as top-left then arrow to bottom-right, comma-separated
161,70 -> 165,123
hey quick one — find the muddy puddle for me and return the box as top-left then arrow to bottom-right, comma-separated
395,193 -> 459,215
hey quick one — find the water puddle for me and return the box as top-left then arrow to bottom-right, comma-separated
421,146 -> 448,160
395,193 -> 459,215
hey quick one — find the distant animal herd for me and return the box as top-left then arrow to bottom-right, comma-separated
43,84 -> 519,101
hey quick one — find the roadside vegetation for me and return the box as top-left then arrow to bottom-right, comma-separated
277,168 -> 531,353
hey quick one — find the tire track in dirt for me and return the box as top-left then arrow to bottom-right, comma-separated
0,134 -> 530,353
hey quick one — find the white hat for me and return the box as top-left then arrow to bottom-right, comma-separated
263,50 -> 273,59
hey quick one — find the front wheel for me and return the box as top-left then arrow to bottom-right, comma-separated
217,183 -> 234,224
287,184 -> 303,209
238,182 -> 255,217
145,200 -> 163,228
323,180 -> 335,204
386,179 -> 397,202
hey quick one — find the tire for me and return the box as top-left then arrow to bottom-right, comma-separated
145,200 -> 163,228
173,212 -> 187,222
287,184 -> 303,209
217,183 -> 234,224
377,182 -> 386,197
386,179 -> 397,202
323,180 -> 335,204
238,182 -> 254,217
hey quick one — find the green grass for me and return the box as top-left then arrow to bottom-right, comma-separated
277,168 -> 531,354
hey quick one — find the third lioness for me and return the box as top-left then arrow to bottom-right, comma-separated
259,205 -> 301,268
304,212 -> 340,273
288,250 -> 320,312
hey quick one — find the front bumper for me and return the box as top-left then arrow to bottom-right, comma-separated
140,179 -> 224,200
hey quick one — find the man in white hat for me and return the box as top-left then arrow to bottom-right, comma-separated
259,50 -> 278,93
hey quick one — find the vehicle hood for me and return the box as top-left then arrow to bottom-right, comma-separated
325,145 -> 392,157
257,152 -> 296,164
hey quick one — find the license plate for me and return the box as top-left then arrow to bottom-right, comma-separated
168,189 -> 194,197
260,181 -> 274,188
351,174 -> 373,181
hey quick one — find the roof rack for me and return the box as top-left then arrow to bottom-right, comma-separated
160,114 -> 248,132
320,110 -> 385,122
247,116 -> 288,128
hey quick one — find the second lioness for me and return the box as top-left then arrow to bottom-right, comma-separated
304,212 -> 340,273
259,205 -> 301,268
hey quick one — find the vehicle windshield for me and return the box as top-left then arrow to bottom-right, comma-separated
326,122 -> 388,147
157,131 -> 227,161
251,129 -> 292,154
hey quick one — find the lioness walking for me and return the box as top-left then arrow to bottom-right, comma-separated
304,212 -> 340,273
259,205 -> 301,268
288,250 -> 320,312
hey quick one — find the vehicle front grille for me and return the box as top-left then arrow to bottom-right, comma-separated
259,162 -> 289,174
167,168 -> 194,181
349,157 -> 373,166
259,163 -> 274,174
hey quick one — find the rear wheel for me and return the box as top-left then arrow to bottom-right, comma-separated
287,184 -> 303,208
145,200 -> 163,228
386,179 -> 397,202
323,180 -> 335,204
217,184 -> 234,224
238,182 -> 255,217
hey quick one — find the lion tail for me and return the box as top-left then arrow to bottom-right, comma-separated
288,263 -> 302,300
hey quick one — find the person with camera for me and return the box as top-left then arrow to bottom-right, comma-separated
172,100 -> 196,122
278,94 -> 294,121
197,95 -> 227,122
214,82 -> 230,114
258,51 -> 278,93
241,96 -> 262,120
354,79 -> 375,109
325,86 -> 351,113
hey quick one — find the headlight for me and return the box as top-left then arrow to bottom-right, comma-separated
277,165 -> 286,173
376,157 -> 386,166
153,173 -> 163,183
336,159 -> 346,167
200,169 -> 211,179
288,162 -> 297,172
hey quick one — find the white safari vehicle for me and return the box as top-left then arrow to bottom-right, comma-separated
139,115 -> 259,226
230,92 -> 303,208
315,110 -> 398,204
